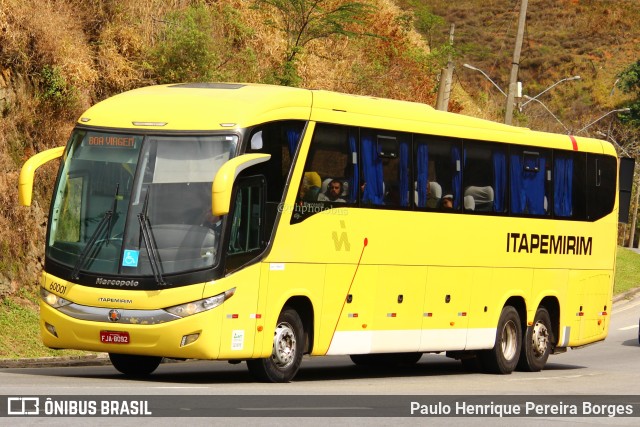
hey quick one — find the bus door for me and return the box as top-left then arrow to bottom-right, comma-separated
217,176 -> 266,358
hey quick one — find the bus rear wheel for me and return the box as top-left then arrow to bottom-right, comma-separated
480,306 -> 522,374
108,353 -> 162,377
517,307 -> 553,372
247,307 -> 304,383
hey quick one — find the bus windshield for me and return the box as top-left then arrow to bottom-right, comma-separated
47,129 -> 237,278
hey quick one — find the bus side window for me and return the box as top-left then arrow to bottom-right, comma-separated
225,177 -> 265,274
413,136 -> 460,210
510,148 -> 550,216
360,130 -> 410,208
463,141 -> 506,213
291,124 -> 356,223
586,153 -> 616,221
246,120 -> 305,237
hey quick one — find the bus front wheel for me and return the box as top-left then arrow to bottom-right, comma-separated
517,307 -> 553,372
108,353 -> 162,377
247,307 -> 304,383
480,306 -> 522,374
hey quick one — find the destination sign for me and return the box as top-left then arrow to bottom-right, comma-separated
82,133 -> 138,149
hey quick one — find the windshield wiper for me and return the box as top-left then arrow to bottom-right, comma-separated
137,189 -> 167,286
105,183 -> 119,246
71,184 -> 119,280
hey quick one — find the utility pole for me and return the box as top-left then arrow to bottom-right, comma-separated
505,0 -> 528,125
436,24 -> 455,111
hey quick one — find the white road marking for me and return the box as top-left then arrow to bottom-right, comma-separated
509,373 -> 601,381
612,299 -> 640,315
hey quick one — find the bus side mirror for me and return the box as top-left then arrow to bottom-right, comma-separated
618,157 -> 635,223
212,153 -> 271,216
19,146 -> 65,206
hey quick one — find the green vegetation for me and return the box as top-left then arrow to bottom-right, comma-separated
614,246 -> 640,295
616,60 -> 640,128
147,5 -> 219,83
0,292 -> 85,359
254,0 -> 376,86
147,4 -> 258,84
39,65 -> 79,113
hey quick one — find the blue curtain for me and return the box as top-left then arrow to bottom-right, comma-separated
361,134 -> 384,205
348,132 -> 358,204
286,128 -> 301,156
492,151 -> 506,212
511,153 -> 546,215
416,144 -> 429,208
554,156 -> 573,216
451,146 -> 462,209
399,141 -> 409,207
510,154 -> 525,214
523,157 -> 546,214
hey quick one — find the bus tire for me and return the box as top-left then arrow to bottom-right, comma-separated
517,307 -> 553,372
247,307 -> 304,383
480,306 -> 522,374
108,353 -> 162,377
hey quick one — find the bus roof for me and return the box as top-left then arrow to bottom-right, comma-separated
78,83 -> 615,156
79,83 -> 313,131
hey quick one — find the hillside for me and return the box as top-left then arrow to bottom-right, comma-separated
408,0 -> 640,137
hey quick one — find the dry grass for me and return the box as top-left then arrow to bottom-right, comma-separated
0,0 -> 442,299
423,0 -> 640,130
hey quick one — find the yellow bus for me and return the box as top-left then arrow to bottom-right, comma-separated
20,83 -> 630,382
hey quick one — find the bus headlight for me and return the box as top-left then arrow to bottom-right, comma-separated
40,288 -> 73,308
164,288 -> 235,318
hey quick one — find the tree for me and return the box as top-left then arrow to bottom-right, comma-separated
254,0 -> 375,86
147,4 -> 257,84
148,5 -> 218,83
616,60 -> 640,128
409,1 -> 445,50
616,60 -> 640,248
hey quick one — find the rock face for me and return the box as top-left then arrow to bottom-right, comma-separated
0,68 -> 34,114
0,68 -> 46,299
0,169 -> 48,299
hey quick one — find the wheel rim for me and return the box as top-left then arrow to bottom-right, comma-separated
501,319 -> 518,361
531,320 -> 549,358
271,322 -> 297,368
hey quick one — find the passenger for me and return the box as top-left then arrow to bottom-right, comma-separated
318,179 -> 346,203
299,172 -> 321,202
441,194 -> 453,209
426,181 -> 441,209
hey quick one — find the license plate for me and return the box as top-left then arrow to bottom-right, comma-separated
100,330 -> 130,344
